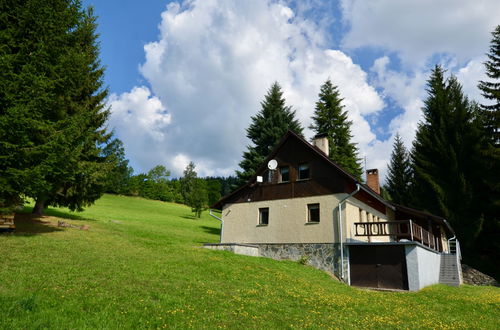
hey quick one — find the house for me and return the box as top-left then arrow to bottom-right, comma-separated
207,130 -> 462,291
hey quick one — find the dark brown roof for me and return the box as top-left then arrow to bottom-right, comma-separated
212,130 -> 388,209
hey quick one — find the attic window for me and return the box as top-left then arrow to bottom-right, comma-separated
279,166 -> 289,182
298,163 -> 310,180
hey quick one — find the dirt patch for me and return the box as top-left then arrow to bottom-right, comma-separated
13,213 -> 90,233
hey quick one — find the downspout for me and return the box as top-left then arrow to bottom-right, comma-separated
209,209 -> 224,243
443,219 -> 456,254
337,183 -> 361,280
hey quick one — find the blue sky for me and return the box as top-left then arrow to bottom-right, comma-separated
82,0 -> 499,181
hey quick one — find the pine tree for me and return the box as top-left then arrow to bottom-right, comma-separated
385,133 -> 412,205
412,66 -> 485,251
0,0 -> 112,214
309,79 -> 363,180
236,82 -> 303,184
478,25 -> 500,146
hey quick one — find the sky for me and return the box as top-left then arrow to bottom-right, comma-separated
82,0 -> 500,182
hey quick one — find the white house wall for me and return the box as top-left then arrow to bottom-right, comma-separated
344,198 -> 393,243
221,193 -> 391,244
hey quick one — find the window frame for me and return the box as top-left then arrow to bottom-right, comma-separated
307,203 -> 320,223
297,163 -> 310,181
258,207 -> 269,226
279,166 -> 290,183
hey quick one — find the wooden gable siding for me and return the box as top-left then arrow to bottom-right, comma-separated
225,136 -> 387,214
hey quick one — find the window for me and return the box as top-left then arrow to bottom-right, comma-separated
279,166 -> 289,182
298,163 -> 310,180
259,208 -> 269,225
307,203 -> 320,223
263,170 -> 272,182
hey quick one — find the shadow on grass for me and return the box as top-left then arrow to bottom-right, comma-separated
43,208 -> 96,221
6,214 -> 63,236
181,215 -> 198,220
19,206 -> 96,221
200,226 -> 220,236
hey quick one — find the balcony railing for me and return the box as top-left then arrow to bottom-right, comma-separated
353,220 -> 440,251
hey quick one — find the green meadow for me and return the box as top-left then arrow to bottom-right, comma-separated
1,194 -> 498,329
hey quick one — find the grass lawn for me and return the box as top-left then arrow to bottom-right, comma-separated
1,194 -> 499,329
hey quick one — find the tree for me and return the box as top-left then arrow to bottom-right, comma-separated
475,25 -> 500,279
102,138 -> 133,194
478,25 -> 500,146
181,162 -> 197,204
236,82 -> 303,184
0,0 -> 112,214
412,66 -> 485,252
309,79 -> 363,180
384,133 -> 412,205
189,179 -> 208,218
205,178 -> 221,206
181,162 -> 208,217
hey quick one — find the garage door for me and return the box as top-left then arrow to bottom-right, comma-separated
349,245 -> 408,290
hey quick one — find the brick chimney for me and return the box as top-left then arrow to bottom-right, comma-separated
366,169 -> 380,194
313,133 -> 329,157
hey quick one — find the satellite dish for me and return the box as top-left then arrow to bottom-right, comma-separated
267,159 -> 278,170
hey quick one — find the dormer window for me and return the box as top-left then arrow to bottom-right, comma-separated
279,166 -> 289,182
298,163 -> 310,180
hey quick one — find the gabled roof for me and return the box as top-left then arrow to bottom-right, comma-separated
212,130 -> 392,210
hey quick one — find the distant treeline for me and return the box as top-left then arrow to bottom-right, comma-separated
102,143 -> 238,208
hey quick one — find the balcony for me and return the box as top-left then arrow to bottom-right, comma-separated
353,220 -> 441,252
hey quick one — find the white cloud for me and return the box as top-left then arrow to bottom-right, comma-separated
109,0 -> 384,177
107,86 -> 171,172
341,0 -> 500,67
456,58 -> 488,103
340,0 -> 497,182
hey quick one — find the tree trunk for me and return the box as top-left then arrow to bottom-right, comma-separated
32,197 -> 47,216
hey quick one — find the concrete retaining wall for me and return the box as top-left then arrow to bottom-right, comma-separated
405,244 -> 442,291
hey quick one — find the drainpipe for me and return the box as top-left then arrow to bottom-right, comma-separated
337,184 -> 361,280
209,209 -> 224,243
443,219 -> 456,254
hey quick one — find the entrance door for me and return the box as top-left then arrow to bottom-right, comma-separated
349,245 -> 408,290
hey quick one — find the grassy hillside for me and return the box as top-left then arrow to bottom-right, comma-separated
1,194 -> 498,329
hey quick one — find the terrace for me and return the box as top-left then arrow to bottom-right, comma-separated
353,220 -> 443,252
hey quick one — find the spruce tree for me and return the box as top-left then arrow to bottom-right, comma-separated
309,79 -> 363,180
475,25 -> 500,279
478,25 -> 500,146
385,133 -> 412,205
0,0 -> 112,214
412,66 -> 485,251
236,82 -> 303,184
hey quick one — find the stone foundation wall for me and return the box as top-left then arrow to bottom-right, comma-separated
204,242 -> 346,279
257,243 -> 343,278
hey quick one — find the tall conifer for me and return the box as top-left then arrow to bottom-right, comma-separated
385,133 -> 412,205
0,0 -> 112,214
475,25 -> 500,279
309,79 -> 362,180
236,82 -> 303,184
478,25 -> 500,146
412,66 -> 485,251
